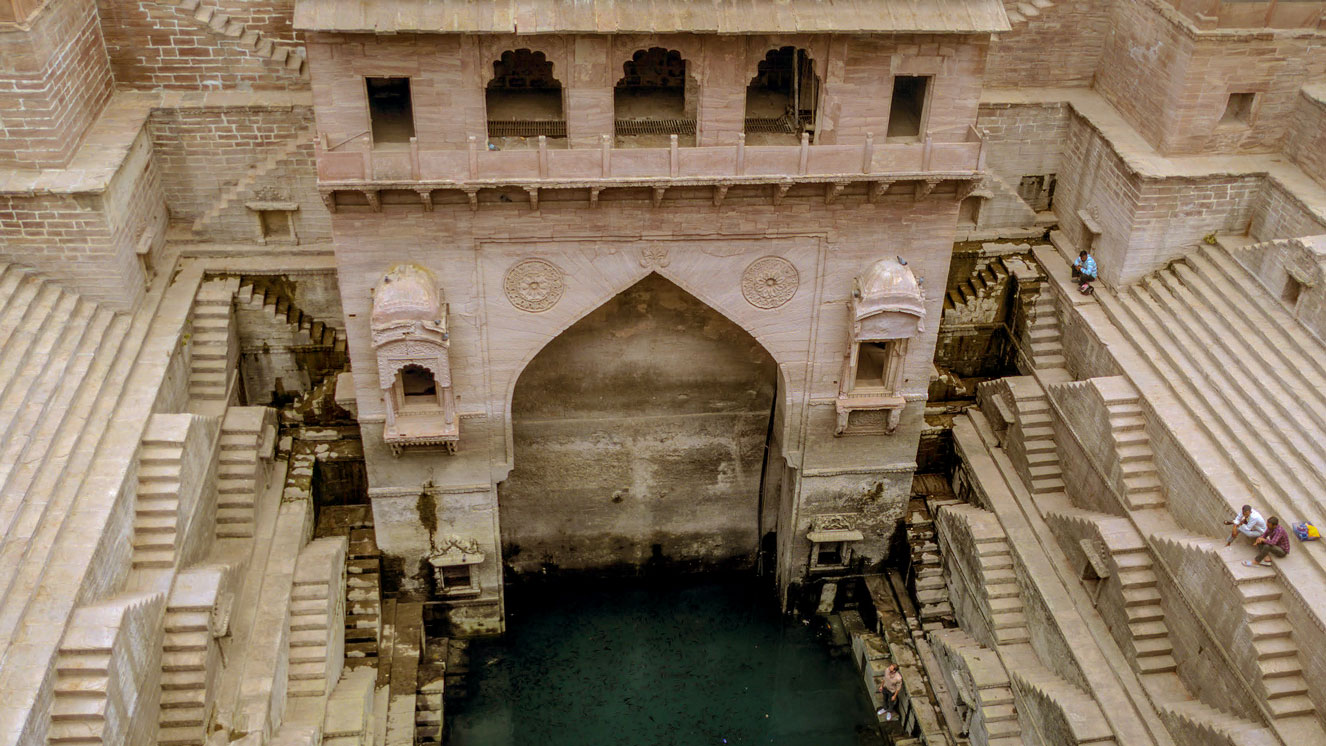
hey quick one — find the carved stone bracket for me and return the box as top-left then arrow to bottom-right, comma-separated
915,178 -> 942,201
825,181 -> 848,205
713,184 -> 729,207
772,182 -> 793,206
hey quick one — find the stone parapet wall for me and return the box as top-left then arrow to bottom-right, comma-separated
1096,0 -> 1326,157
0,0 -> 114,168
1285,86 -> 1326,192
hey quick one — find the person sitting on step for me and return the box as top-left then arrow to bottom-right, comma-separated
1072,250 -> 1097,295
1224,504 -> 1266,547
1244,516 -> 1291,568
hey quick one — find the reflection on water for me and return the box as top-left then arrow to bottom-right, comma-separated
447,578 -> 884,746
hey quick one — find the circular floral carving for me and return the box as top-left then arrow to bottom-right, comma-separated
504,259 -> 565,312
741,256 -> 799,309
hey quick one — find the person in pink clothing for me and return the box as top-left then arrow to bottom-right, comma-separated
1244,516 -> 1291,567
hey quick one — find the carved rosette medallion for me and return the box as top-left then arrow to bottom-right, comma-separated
503,259 -> 565,312
741,256 -> 799,309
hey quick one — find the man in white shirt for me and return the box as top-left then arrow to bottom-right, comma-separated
1225,504 -> 1266,547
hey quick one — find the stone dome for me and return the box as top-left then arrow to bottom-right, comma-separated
853,258 -> 925,323
372,263 -> 443,329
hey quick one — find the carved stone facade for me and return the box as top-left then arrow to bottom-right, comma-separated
836,258 -> 927,435
371,264 -> 458,454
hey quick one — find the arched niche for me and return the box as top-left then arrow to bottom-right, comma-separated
744,47 -> 819,144
613,47 -> 696,146
498,273 -> 779,576
836,258 -> 926,436
372,264 -> 457,455
485,49 -> 566,144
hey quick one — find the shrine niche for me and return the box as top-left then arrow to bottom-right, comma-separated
371,264 -> 458,455
427,535 -> 485,597
836,258 -> 926,436
806,514 -> 863,573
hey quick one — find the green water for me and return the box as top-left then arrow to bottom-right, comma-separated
447,578 -> 884,746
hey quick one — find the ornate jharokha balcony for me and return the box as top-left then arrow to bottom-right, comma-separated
315,128 -> 985,211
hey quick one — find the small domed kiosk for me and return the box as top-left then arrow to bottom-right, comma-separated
371,264 -> 458,454
836,258 -> 926,435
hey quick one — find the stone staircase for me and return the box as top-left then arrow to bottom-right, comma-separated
345,525 -> 383,665
906,489 -> 954,626
1101,391 -> 1167,511
1095,249 -> 1326,534
935,503 -> 1030,646
1045,508 -> 1177,675
215,407 -> 274,540
1010,384 -> 1066,496
415,639 -> 447,746
942,258 -> 1010,323
0,266 -> 128,554
1025,286 -> 1066,370
928,628 -> 1022,745
280,369 -> 353,426
131,420 -> 189,569
287,538 -> 347,701
237,279 -> 344,353
1005,0 -> 1057,27
157,606 -> 211,743
190,125 -> 315,235
1004,648 -> 1118,745
48,593 -> 166,746
172,0 -> 307,79
1156,698 -> 1279,746
1149,529 -> 1314,720
189,278 -> 240,406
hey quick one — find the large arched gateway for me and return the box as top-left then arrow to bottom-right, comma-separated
499,273 -> 779,576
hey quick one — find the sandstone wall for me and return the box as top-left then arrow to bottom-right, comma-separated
985,0 -> 1112,88
0,127 -> 163,309
1248,178 -> 1326,242
96,0 -> 307,90
0,0 -> 114,168
148,105 -> 322,237
1285,87 -> 1326,191
1096,0 -> 1326,156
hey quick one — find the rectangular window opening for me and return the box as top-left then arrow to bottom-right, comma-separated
367,77 -> 415,145
440,564 -> 473,591
258,210 -> 292,242
1220,92 -> 1255,126
816,542 -> 844,567
958,196 -> 981,227
887,76 -> 929,140
854,342 -> 891,389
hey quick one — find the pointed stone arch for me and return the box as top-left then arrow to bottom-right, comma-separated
498,272 -> 783,576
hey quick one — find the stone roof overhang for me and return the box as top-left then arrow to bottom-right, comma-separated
294,0 -> 1012,35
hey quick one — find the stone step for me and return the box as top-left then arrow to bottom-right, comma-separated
164,632 -> 207,652
51,694 -> 107,721
165,610 -> 210,633
1267,694 -> 1314,718
1136,653 -> 1176,674
158,724 -> 204,745
1133,637 -> 1172,657
287,678 -> 327,697
161,687 -> 206,709
1240,580 -> 1282,603
1250,617 -> 1294,641
132,548 -> 175,569
1245,600 -> 1287,622
162,650 -> 208,672
1254,636 -> 1298,660
288,661 -> 326,680
1264,674 -> 1307,699
292,613 -> 330,631
161,670 -> 207,691
56,653 -> 110,677
1129,620 -> 1169,640
159,706 -> 205,728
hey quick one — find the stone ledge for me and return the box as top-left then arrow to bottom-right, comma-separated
0,90 -> 314,197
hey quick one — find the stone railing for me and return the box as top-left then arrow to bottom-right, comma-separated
315,127 -> 985,187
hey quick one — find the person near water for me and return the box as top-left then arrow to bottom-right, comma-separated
876,663 -> 903,721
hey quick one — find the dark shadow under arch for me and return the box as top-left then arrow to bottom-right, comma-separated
498,273 -> 779,578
